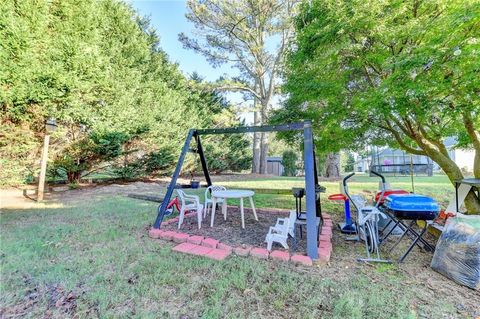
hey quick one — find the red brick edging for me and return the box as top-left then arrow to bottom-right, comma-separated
149,212 -> 334,266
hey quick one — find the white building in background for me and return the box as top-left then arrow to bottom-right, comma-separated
444,137 -> 475,172
354,137 -> 475,175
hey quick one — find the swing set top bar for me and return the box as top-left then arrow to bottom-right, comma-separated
195,122 -> 308,135
153,120 -> 320,259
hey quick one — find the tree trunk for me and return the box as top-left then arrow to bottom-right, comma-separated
386,117 -> 480,214
325,152 -> 340,178
67,171 -> 81,183
252,111 -> 261,174
259,132 -> 269,174
423,147 -> 480,214
462,112 -> 480,178
474,149 -> 480,179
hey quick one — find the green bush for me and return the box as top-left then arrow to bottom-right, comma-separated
281,150 -> 298,176
1,0 -> 251,186
343,152 -> 355,173
51,131 -> 133,183
142,148 -> 176,175
112,162 -> 145,181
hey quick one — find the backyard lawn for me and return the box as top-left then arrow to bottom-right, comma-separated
213,174 -> 455,210
1,174 -> 478,318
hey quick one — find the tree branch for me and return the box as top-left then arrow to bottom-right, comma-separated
381,120 -> 427,155
214,82 -> 261,99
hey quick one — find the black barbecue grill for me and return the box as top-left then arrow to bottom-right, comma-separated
290,186 -> 325,244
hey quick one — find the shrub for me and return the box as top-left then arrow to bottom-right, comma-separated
112,162 -> 145,181
282,150 -> 298,176
142,148 -> 176,175
52,131 -> 132,183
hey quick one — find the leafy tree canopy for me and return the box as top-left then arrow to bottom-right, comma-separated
275,0 -> 480,211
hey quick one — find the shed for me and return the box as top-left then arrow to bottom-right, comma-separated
266,156 -> 284,176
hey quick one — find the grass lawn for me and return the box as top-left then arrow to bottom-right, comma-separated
1,174 -> 475,318
198,174 -> 455,213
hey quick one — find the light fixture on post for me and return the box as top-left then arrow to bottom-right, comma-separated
45,118 -> 57,133
37,118 -> 57,201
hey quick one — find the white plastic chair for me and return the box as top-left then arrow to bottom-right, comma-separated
176,189 -> 203,229
265,212 -> 297,251
204,185 -> 226,218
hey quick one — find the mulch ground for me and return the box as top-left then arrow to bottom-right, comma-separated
161,207 -> 311,253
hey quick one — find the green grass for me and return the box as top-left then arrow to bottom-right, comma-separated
219,174 -> 453,196
179,174 -> 453,215
0,175 -> 462,318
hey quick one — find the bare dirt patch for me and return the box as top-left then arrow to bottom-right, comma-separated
0,276 -> 84,319
162,207 -> 312,252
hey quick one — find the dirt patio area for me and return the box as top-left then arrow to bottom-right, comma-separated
161,206 -> 314,253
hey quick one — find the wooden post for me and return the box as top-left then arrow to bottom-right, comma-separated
37,134 -> 50,201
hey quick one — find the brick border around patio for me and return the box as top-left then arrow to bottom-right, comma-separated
148,211 -> 333,266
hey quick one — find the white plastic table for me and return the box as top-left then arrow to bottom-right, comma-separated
210,189 -> 258,229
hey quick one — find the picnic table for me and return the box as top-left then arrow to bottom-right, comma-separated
210,189 -> 258,229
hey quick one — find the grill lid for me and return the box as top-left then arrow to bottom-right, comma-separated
385,194 -> 439,212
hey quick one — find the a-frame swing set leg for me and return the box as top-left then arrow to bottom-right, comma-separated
195,134 -> 212,187
153,130 -> 195,229
153,131 -> 212,229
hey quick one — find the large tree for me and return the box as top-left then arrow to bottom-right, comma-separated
281,0 -> 480,212
0,0 -> 250,185
179,0 -> 298,174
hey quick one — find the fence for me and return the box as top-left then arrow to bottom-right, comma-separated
370,164 -> 433,176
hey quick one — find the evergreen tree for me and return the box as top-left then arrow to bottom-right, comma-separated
0,0 -> 250,185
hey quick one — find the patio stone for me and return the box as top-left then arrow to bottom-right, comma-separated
206,248 -> 231,261
148,228 -> 163,239
217,243 -> 233,253
160,230 -> 176,241
270,250 -> 290,262
319,233 -> 331,242
250,248 -> 269,259
187,235 -> 204,245
172,242 -> 197,253
318,240 -> 332,250
318,244 -> 332,261
321,227 -> 333,238
291,254 -> 313,266
172,232 -> 190,243
201,237 -> 219,248
188,245 -> 213,256
323,220 -> 333,227
234,246 -> 251,257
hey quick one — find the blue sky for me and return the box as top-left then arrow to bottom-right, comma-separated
130,0 -> 252,121
131,0 -> 235,81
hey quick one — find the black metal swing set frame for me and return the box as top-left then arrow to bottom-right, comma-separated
152,121 -> 323,259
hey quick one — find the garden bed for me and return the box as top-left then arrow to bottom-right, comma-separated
161,206 -> 310,253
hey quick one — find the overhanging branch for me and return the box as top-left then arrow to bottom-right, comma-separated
380,121 -> 427,156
